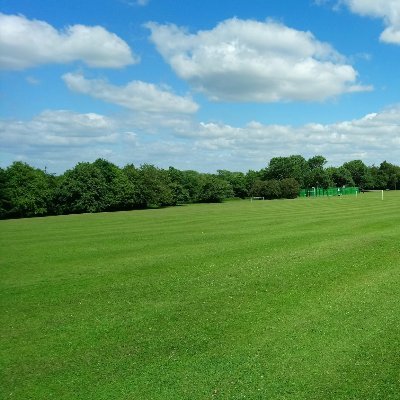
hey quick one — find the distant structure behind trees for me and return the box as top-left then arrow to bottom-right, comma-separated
0,155 -> 399,219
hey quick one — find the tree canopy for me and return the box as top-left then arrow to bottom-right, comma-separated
1,156 -> 398,219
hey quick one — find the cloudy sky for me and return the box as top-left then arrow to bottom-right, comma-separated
1,0 -> 399,173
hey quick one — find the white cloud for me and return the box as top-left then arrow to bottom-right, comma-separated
0,13 -> 137,70
146,18 -> 371,102
340,0 -> 400,44
63,72 -> 199,114
26,76 -> 40,85
188,106 -> 400,167
1,106 -> 399,173
119,0 -> 150,6
0,110 -> 139,171
1,110 -> 118,145
0,109 -> 200,172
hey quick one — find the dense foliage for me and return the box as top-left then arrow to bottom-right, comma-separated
0,155 -> 399,219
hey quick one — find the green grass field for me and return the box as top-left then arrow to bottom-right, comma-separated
1,192 -> 399,399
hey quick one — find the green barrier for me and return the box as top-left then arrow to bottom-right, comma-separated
299,187 -> 359,197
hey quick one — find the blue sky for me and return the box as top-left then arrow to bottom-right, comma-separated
1,0 -> 399,173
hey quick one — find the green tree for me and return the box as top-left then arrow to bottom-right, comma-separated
379,161 -> 400,190
249,180 -> 267,198
136,164 -> 174,207
305,155 -> 331,188
4,162 -> 54,218
92,159 -> 133,211
263,179 -> 282,199
180,170 -> 204,203
280,178 -> 300,199
55,162 -> 108,214
56,159 -> 143,214
307,155 -> 327,170
245,170 -> 262,194
217,170 -> 248,198
198,174 -> 233,203
342,160 -> 372,189
304,168 -> 332,189
250,179 -> 281,199
326,166 -> 355,187
0,167 -> 11,218
265,155 -> 309,187
122,164 -> 144,208
369,165 -> 387,189
167,167 -> 190,204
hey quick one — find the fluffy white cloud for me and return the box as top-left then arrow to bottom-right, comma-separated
1,110 -> 118,145
0,110 -> 139,171
0,13 -> 137,70
188,106 -> 400,166
340,0 -> 400,44
120,0 -> 150,6
1,106 -> 399,173
146,18 -> 371,102
63,72 -> 199,114
0,109 -> 201,173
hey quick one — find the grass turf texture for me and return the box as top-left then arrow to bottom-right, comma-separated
1,192 -> 399,399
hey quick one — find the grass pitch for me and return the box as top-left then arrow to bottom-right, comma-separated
1,192 -> 400,399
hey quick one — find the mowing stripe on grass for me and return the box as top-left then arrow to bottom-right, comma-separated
1,192 -> 399,399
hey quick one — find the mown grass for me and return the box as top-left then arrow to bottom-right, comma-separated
1,191 -> 399,399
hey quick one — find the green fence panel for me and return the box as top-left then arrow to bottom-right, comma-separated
299,187 -> 359,197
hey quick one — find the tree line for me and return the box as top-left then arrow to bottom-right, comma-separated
0,155 -> 399,219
